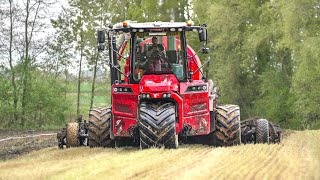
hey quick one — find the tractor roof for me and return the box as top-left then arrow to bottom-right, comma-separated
112,21 -> 202,32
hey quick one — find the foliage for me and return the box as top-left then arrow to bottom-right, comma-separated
193,0 -> 320,129
0,70 -> 70,129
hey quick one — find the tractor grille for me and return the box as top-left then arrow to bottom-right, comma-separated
115,105 -> 131,114
190,103 -> 207,112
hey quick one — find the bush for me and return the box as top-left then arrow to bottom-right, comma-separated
0,70 -> 72,129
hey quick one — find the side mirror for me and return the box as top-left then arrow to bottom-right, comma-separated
198,28 -> 207,42
97,30 -> 106,43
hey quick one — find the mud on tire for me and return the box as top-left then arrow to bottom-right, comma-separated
138,102 -> 178,149
213,104 -> 241,146
256,119 -> 269,144
66,122 -> 79,148
88,108 -> 113,147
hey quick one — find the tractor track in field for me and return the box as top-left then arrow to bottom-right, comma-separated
0,133 -> 56,143
0,130 -> 57,160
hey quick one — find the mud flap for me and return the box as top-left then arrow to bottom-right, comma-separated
209,111 -> 215,132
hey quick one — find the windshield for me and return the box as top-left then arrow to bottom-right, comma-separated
132,31 -> 186,81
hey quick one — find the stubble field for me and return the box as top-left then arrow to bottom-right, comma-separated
0,130 -> 319,180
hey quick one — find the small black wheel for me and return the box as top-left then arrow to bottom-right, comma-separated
256,119 -> 269,144
66,123 -> 79,148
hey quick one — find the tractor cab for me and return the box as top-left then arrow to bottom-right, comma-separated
133,33 -> 185,81
98,21 -> 209,85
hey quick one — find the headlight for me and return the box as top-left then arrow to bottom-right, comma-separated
113,87 -> 133,93
162,93 -> 172,98
140,93 -> 151,99
186,85 -> 208,92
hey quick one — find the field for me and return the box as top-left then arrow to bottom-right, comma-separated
0,130 -> 319,179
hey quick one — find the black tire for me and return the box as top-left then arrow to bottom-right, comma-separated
138,102 -> 178,149
66,122 -> 79,148
212,104 -> 241,146
88,108 -> 113,147
256,119 -> 269,144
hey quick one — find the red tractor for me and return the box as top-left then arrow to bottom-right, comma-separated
57,21 -> 282,148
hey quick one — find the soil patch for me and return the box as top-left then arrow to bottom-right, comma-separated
0,129 -> 57,161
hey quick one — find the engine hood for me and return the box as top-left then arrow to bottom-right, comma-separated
139,74 -> 179,93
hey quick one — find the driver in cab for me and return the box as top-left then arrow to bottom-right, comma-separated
146,36 -> 166,71
146,36 -> 165,57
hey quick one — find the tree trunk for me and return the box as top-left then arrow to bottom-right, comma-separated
21,0 -> 30,127
21,0 -> 42,126
90,50 -> 99,109
8,0 -> 18,127
76,12 -> 83,116
65,70 -> 68,98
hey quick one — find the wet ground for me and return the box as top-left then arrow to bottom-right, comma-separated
0,129 -> 57,160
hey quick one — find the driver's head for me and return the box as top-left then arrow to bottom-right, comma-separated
152,36 -> 158,45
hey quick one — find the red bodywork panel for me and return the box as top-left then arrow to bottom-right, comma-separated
180,80 -> 210,135
187,47 -> 202,80
112,84 -> 139,136
139,74 -> 179,93
113,37 -> 210,137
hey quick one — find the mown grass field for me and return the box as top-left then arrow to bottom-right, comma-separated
0,130 -> 319,179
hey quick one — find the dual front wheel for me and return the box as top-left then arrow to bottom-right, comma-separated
138,102 -> 178,149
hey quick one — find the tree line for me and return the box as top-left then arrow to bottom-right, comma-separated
194,0 -> 320,129
0,0 -> 319,129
